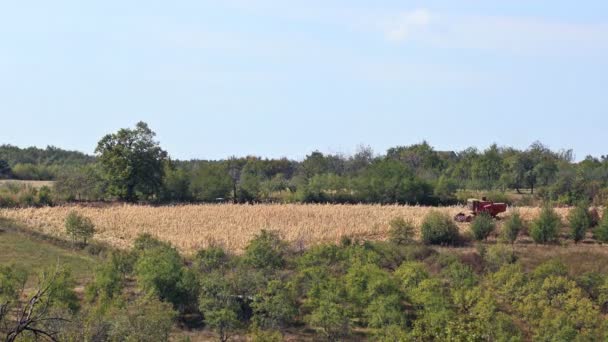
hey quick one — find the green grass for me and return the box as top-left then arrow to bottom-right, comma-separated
0,230 -> 98,284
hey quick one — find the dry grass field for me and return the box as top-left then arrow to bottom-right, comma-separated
0,204 -> 572,254
0,179 -> 55,188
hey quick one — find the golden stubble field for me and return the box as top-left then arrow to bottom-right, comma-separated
0,204 -> 571,254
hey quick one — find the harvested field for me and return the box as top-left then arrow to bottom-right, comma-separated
0,179 -> 55,188
0,204 -> 572,254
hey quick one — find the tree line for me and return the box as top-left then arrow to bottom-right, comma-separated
3,122 -> 608,206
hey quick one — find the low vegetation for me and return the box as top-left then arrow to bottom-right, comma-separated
470,212 -> 496,241
3,224 -> 608,340
420,211 -> 460,245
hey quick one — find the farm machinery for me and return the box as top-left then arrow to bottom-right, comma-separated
454,197 -> 507,222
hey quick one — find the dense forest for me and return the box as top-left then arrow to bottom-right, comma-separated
2,122 -> 608,207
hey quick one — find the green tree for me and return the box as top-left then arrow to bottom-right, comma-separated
388,217 -> 416,245
470,212 -> 496,241
394,261 -> 429,295
134,245 -> 196,310
530,206 -> 561,244
420,211 -> 460,245
354,159 -> 432,204
194,246 -> 230,273
244,230 -> 286,269
65,210 -> 96,245
108,295 -> 176,342
472,144 -> 504,189
190,163 -> 232,202
304,278 -> 351,341
568,202 -> 591,243
85,252 -> 132,305
160,164 -> 191,202
95,122 -> 168,202
502,212 -> 524,244
251,280 -> 297,329
198,271 -> 242,342
593,208 -> 608,243
434,175 -> 458,202
0,159 -> 11,178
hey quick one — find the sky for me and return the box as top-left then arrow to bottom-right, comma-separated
1,1 -> 607,161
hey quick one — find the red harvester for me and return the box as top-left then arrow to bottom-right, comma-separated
454,197 -> 507,222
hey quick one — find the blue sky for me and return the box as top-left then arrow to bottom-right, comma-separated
1,1 -> 607,160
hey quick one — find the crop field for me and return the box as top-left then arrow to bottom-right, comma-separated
0,179 -> 55,188
0,204 -> 572,254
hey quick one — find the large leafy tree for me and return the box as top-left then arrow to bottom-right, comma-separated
95,122 -> 168,202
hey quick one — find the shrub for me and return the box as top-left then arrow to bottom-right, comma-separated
530,206 -> 561,244
199,271 -> 243,342
364,294 -> 406,328
485,244 -> 517,272
249,325 -> 283,342
395,261 -> 429,294
37,185 -> 53,206
420,211 -> 460,245
135,245 -> 196,310
64,210 -> 95,245
304,278 -> 351,340
133,233 -> 171,252
109,296 -> 177,341
388,217 -> 416,245
251,280 -> 297,329
501,211 -> 524,244
593,208 -> 608,243
470,212 -> 496,241
244,230 -> 286,269
194,246 -> 229,273
568,202 -> 591,243
85,254 -> 125,304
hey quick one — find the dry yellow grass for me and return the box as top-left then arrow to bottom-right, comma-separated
0,204 -> 572,254
0,180 -> 55,188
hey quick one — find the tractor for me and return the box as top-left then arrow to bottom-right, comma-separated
454,197 -> 507,222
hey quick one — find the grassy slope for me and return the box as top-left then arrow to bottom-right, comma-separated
0,230 -> 97,284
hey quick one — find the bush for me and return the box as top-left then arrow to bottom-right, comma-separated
530,206 -> 561,244
36,185 -> 53,206
420,211 -> 460,245
244,230 -> 286,269
133,233 -> 171,252
198,271 -> 243,342
395,261 -> 429,294
568,202 -> 591,243
64,210 -> 95,246
593,208 -> 608,243
85,253 -> 126,304
251,280 -> 297,329
109,296 -> 177,341
194,246 -> 229,273
135,245 -> 196,310
388,217 -> 415,245
501,212 -> 524,244
470,212 -> 496,241
249,325 -> 283,342
304,278 -> 351,340
485,244 -> 517,272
